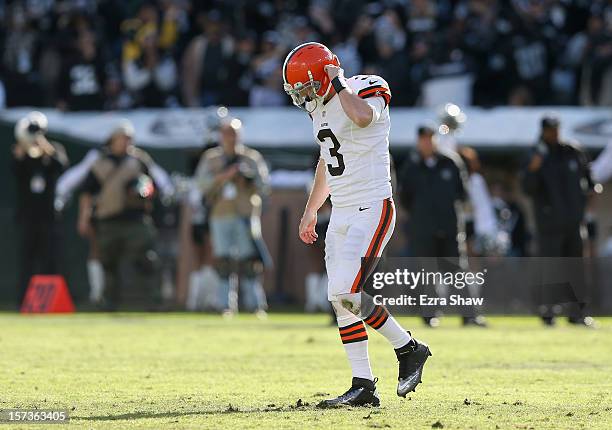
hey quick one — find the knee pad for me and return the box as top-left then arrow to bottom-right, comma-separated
238,259 -> 263,278
333,292 -> 378,320
216,258 -> 233,278
332,293 -> 363,318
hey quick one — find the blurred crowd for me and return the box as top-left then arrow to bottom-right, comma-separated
1,0 -> 612,110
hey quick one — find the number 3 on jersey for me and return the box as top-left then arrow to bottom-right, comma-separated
318,128 -> 345,176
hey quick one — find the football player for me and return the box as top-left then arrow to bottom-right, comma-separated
284,42 -> 432,407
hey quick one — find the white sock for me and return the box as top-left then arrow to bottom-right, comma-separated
305,273 -> 319,312
199,265 -> 220,309
335,305 -> 373,381
186,270 -> 202,310
87,259 -> 105,303
364,304 -> 412,349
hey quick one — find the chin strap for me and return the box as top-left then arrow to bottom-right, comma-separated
321,80 -> 332,100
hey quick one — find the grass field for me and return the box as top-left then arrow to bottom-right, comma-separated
1,313 -> 611,429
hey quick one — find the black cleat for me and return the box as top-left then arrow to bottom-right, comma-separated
317,377 -> 380,408
462,316 -> 488,327
423,316 -> 440,328
395,336 -> 432,398
542,316 -> 556,326
568,316 -> 598,328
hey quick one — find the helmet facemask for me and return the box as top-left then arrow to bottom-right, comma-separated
284,70 -> 330,113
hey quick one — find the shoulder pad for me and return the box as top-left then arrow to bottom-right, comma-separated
347,75 -> 391,107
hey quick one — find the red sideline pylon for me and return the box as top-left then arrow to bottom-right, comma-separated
20,275 -> 75,313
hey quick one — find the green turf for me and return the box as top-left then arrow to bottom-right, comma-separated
1,313 -> 611,429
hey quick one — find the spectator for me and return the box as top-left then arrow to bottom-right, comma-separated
460,0 -> 513,106
221,31 -> 257,107
57,31 -> 107,111
0,0 -> 610,108
579,10 -> 612,106
181,10 -> 234,107
503,1 -> 555,105
2,5 -> 44,106
195,119 -> 270,316
490,182 -> 530,257
78,121 -> 162,310
249,31 -> 285,107
12,112 -> 68,307
521,114 -> 595,326
459,147 -> 509,257
122,23 -> 178,107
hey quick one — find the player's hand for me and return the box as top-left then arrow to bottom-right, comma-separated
299,209 -> 318,244
324,64 -> 343,80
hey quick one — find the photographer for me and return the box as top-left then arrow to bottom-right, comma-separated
78,120 -> 161,310
196,119 -> 270,316
12,112 -> 68,307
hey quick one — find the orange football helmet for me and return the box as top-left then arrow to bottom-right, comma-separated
283,42 -> 339,111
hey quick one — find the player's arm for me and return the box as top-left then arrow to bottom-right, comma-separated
299,158 -> 329,244
324,65 -> 376,128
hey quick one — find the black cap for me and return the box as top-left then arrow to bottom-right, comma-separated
541,115 -> 560,129
417,125 -> 435,136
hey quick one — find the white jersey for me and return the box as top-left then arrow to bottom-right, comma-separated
310,75 -> 393,207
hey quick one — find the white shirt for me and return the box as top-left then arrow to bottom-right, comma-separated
591,139 -> 612,184
309,75 -> 393,207
467,173 -> 498,237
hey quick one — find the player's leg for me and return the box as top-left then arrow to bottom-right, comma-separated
333,301 -> 372,381
318,210 -> 379,408
337,199 -> 432,397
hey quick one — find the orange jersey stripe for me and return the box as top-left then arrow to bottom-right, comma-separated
341,331 -> 368,341
370,311 -> 389,329
350,200 -> 392,293
365,306 -> 383,325
339,324 -> 366,336
358,88 -> 391,105
372,201 -> 394,258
